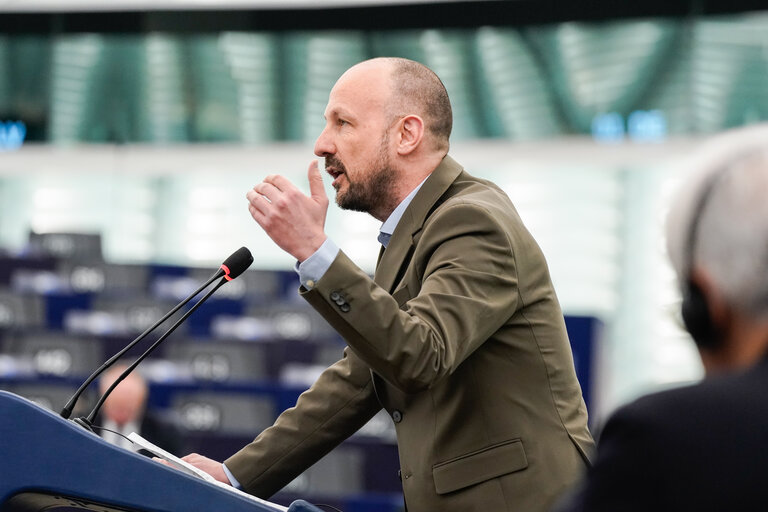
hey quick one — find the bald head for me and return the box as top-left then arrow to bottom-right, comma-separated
344,57 -> 453,153
315,57 -> 452,220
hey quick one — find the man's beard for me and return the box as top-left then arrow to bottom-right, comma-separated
328,136 -> 397,218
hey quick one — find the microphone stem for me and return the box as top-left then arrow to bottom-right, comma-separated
85,278 -> 226,425
60,269 -> 223,419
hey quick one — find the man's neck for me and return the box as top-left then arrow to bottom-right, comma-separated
376,153 -> 444,221
701,318 -> 768,375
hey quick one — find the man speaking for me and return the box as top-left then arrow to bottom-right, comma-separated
183,57 -> 593,512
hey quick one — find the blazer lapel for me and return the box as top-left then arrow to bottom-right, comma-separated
373,155 -> 464,292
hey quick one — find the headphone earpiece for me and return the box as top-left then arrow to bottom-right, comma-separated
681,277 -> 717,349
681,164 -> 731,350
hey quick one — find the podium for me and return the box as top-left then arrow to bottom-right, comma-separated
0,390 -> 320,512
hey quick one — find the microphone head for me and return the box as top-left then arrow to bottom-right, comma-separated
220,247 -> 254,281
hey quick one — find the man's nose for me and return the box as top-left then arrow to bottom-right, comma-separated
314,125 -> 334,157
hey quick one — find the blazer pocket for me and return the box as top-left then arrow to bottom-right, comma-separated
432,439 -> 528,495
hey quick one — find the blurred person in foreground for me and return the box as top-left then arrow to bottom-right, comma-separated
182,57 -> 593,511
557,124 -> 768,512
98,363 -> 182,456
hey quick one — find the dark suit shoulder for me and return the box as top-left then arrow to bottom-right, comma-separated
610,360 -> 768,435
569,362 -> 768,512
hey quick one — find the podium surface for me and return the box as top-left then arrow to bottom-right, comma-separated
0,390 -> 292,512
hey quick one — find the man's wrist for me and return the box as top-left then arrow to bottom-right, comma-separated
297,234 -> 329,263
297,238 -> 339,288
222,463 -> 242,488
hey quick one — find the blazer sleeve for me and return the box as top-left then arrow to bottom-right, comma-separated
224,347 -> 380,498
302,200 -> 521,393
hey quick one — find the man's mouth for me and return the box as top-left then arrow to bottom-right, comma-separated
325,161 -> 346,188
332,175 -> 345,189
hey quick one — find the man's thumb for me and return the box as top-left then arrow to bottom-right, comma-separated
308,160 -> 327,201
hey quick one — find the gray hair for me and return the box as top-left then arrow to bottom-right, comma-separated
666,123 -> 768,320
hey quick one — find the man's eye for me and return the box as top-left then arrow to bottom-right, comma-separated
338,119 -> 349,126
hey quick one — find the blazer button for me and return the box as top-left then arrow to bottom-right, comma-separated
392,410 -> 403,423
330,291 -> 341,301
340,303 -> 350,313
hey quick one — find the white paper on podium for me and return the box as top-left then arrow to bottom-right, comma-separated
128,432 -> 288,512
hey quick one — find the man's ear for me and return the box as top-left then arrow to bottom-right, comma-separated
396,115 -> 425,156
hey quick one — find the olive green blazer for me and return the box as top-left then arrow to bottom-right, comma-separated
226,155 -> 594,512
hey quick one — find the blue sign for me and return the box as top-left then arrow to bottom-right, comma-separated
591,110 -> 667,142
627,110 -> 667,141
591,112 -> 625,142
0,121 -> 26,151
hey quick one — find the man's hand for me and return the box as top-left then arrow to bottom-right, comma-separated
247,160 -> 329,262
180,453 -> 231,485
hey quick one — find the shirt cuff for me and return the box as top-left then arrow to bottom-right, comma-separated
222,463 -> 242,489
295,238 -> 339,289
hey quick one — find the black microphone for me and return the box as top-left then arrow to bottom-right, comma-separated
60,247 -> 254,421
220,246 -> 253,281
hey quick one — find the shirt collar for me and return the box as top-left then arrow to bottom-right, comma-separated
379,176 -> 429,247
